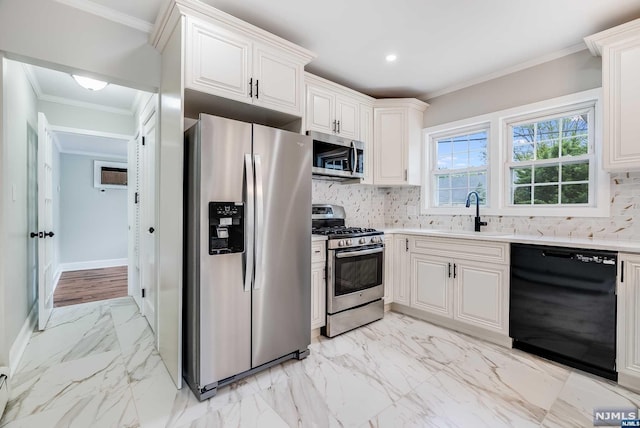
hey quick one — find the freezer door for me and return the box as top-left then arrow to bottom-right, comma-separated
197,115 -> 252,386
251,125 -> 312,368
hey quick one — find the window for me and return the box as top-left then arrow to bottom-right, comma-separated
432,127 -> 489,207
94,160 -> 128,189
507,104 -> 594,206
421,88 -> 608,217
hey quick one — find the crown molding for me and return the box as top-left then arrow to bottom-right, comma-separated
584,18 -> 640,56
57,147 -> 128,160
422,42 -> 587,100
54,0 -> 153,33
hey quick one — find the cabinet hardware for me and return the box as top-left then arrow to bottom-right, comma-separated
337,120 -> 340,133
249,78 -> 253,98
135,192 -> 139,204
453,263 -> 457,278
621,260 -> 625,283
448,263 -> 452,278
149,227 -> 155,234
142,288 -> 146,298
44,231 -> 55,238
30,232 -> 39,238
404,169 -> 407,181
405,238 -> 409,252
332,120 -> 337,133
142,136 -> 146,146
255,79 -> 259,98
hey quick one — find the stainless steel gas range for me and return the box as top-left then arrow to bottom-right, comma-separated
312,204 -> 384,337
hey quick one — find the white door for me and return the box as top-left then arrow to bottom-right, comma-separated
392,236 -> 410,305
127,134 -> 142,310
335,96 -> 359,140
37,112 -> 54,330
140,111 -> 157,332
306,85 -> 335,134
253,43 -> 303,116
374,108 -> 407,185
410,253 -> 453,317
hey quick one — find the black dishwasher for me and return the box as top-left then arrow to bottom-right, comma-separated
510,243 -> 618,380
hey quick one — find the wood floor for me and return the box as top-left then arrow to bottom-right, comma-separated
53,266 -> 128,308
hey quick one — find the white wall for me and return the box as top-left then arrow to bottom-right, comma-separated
0,59 -> 38,365
0,0 -> 160,91
59,154 -> 128,266
423,50 -> 602,127
39,100 -> 135,136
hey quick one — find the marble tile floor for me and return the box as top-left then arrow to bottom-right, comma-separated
1,297 -> 639,427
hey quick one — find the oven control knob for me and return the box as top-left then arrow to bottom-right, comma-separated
346,239 -> 353,246
338,240 -> 345,247
359,238 -> 366,244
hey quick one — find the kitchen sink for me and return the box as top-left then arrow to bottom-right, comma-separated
426,229 -> 512,237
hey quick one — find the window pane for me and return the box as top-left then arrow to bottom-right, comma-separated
561,136 -> 588,157
562,162 -> 589,182
468,150 -> 487,167
451,173 -> 467,188
536,120 -> 560,142
513,143 -> 534,161
536,140 -> 559,159
437,175 -> 450,189
468,132 -> 487,150
452,189 -> 468,205
534,165 -> 559,184
534,185 -> 559,204
561,183 -> 588,204
469,172 -> 486,190
562,114 -> 588,137
513,125 -> 534,144
438,190 -> 450,206
512,167 -> 532,185
513,187 -> 531,205
453,138 -> 468,153
437,141 -> 452,169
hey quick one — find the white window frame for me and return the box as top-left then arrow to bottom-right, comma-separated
421,88 -> 609,217
424,122 -> 493,213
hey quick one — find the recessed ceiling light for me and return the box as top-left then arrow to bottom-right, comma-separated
72,75 -> 108,91
385,54 -> 397,63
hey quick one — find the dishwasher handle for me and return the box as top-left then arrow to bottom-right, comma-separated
542,250 -> 574,259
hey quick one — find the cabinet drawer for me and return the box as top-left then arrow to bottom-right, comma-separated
410,236 -> 509,265
312,241 -> 326,263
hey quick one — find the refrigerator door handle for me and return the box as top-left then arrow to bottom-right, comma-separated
244,154 -> 255,292
254,154 -> 264,290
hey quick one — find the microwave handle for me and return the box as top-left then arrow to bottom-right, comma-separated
350,142 -> 357,175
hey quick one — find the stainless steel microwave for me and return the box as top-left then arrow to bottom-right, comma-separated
307,131 -> 364,179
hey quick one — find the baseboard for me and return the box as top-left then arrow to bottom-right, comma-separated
60,258 -> 128,272
52,266 -> 62,294
9,302 -> 37,376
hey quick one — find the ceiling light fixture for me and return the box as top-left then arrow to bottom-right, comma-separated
72,75 -> 108,91
385,54 -> 397,63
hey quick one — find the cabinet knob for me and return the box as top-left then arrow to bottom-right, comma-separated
149,227 -> 155,234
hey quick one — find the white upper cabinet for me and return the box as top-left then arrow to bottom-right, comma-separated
179,6 -> 314,117
373,99 -> 428,186
305,73 -> 374,141
585,19 -> 640,171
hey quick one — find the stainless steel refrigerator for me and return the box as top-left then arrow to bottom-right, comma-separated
183,114 -> 312,400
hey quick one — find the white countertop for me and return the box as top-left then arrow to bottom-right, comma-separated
382,228 -> 640,253
312,235 -> 328,242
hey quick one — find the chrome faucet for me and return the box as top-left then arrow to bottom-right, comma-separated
465,191 -> 487,232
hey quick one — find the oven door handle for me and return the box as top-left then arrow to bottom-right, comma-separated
335,247 -> 383,258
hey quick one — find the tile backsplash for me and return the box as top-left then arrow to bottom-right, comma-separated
313,172 -> 640,241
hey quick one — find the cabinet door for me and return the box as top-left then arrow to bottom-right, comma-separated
359,104 -> 374,184
410,253 -> 452,317
186,18 -> 252,103
335,96 -> 359,139
383,236 -> 394,304
618,253 -> 640,384
392,236 -> 410,305
306,85 -> 335,134
311,261 -> 326,330
454,260 -> 508,334
253,43 -> 304,116
603,38 -> 640,170
374,108 -> 407,185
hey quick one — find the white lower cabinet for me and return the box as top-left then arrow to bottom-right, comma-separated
383,235 -> 394,304
618,253 -> 640,391
311,240 -> 326,330
393,235 -> 510,343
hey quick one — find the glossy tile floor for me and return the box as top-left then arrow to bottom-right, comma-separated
1,297 -> 640,427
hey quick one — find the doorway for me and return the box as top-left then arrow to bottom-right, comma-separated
13,58 -> 157,331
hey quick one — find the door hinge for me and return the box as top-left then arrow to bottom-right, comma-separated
142,136 -> 146,146
405,238 -> 409,252
135,192 -> 139,204
141,288 -> 146,298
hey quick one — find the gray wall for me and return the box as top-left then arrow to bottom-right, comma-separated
0,59 -> 38,366
423,49 -> 602,127
0,0 -> 160,91
59,154 -> 128,265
